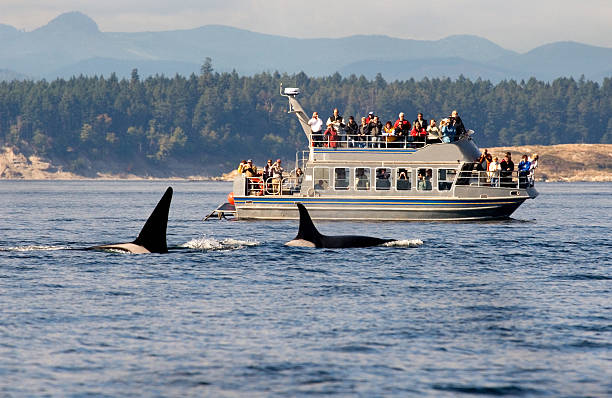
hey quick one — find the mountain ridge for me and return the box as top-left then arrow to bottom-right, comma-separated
1,12 -> 611,82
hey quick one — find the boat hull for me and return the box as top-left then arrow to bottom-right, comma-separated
233,196 -> 527,221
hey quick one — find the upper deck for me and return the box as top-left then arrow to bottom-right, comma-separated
283,88 -> 481,165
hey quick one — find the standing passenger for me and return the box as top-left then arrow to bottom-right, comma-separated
345,116 -> 359,147
368,116 -> 383,148
327,108 -> 345,147
426,119 -> 441,144
499,152 -> 515,187
358,117 -> 369,147
394,112 -> 411,147
308,112 -> 323,147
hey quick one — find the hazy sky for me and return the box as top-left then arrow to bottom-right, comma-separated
2,0 -> 611,53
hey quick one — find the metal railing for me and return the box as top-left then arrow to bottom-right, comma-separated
245,176 -> 303,196
310,133 -> 430,149
456,170 -> 534,188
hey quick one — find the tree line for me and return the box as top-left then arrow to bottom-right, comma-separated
1,59 -> 611,174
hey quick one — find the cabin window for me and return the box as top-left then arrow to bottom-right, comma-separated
375,167 -> 391,190
313,167 -> 330,191
354,167 -> 370,190
334,168 -> 350,190
438,168 -> 457,191
417,168 -> 433,191
396,168 -> 412,190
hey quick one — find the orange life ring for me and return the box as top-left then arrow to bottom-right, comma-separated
252,177 -> 264,195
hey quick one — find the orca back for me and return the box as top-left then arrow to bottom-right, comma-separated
293,203 -> 393,248
132,187 -> 173,253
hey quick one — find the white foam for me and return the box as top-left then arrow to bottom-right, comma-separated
383,239 -> 424,248
181,237 -> 259,251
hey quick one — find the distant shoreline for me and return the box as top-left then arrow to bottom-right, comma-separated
2,144 -> 611,183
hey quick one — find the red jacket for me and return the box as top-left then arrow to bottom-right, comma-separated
394,119 -> 411,134
324,127 -> 339,148
410,127 -> 427,137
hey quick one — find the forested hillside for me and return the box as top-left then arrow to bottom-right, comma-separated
1,62 -> 611,176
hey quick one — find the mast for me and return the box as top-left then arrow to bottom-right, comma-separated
280,84 -> 311,143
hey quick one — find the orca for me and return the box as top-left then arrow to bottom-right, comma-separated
90,187 -> 173,254
285,203 -> 394,248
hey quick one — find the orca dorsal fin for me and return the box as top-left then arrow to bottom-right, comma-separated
295,203 -> 324,246
132,187 -> 173,253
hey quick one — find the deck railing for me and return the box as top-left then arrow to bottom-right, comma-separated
456,170 -> 534,189
246,176 -> 303,196
244,169 -> 534,197
310,133 -> 430,149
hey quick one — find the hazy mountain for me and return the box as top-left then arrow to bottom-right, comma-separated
0,11 -> 610,82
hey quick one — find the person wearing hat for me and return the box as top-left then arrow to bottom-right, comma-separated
243,159 -> 258,178
365,111 -> 375,124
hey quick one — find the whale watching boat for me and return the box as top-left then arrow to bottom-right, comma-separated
224,86 -> 538,221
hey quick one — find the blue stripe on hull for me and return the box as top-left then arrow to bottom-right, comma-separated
234,197 -> 524,207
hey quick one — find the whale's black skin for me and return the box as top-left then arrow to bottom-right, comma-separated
286,203 -> 394,248
90,187 -> 173,254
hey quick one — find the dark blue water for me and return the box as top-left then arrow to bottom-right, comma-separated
1,181 -> 610,397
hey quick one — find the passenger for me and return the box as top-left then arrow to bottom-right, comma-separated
488,156 -> 501,187
368,116 -> 383,148
327,108 -> 345,147
308,111 -> 323,147
414,113 -> 428,132
440,118 -> 456,143
271,159 -> 284,194
355,168 -> 370,190
528,153 -> 539,186
426,119 -> 441,144
323,123 -> 339,148
410,121 -> 427,147
365,111 -> 375,124
476,149 -> 489,171
449,110 -> 466,138
417,169 -> 426,190
518,154 -> 531,188
499,152 -> 515,187
237,159 -> 247,174
357,117 -> 369,148
290,167 -> 303,194
262,159 -> 274,192
382,121 -> 397,147
295,167 -> 304,184
397,168 -> 410,190
394,112 -> 411,147
314,179 -> 328,190
376,168 -> 391,189
243,159 -> 258,177
425,169 -> 432,190
345,116 -> 359,147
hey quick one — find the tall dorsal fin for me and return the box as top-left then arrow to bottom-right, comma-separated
132,187 -> 173,253
294,203 -> 323,246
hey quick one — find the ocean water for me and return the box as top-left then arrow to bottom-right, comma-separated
0,180 -> 610,397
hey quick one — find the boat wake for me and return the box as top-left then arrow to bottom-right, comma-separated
181,237 -> 260,251
383,239 -> 424,248
0,245 -> 70,252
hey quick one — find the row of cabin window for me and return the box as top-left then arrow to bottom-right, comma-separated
312,167 -> 458,192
